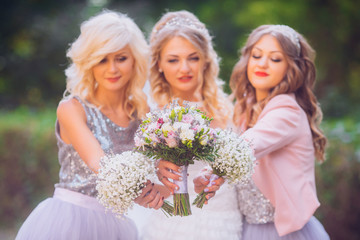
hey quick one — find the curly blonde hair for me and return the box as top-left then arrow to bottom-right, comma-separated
230,25 -> 327,162
64,10 -> 148,119
149,10 -> 232,122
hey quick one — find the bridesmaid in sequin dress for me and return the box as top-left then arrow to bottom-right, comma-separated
16,10 -> 164,240
130,10 -> 243,240
228,25 -> 330,239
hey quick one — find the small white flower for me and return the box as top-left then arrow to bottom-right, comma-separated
96,151 -> 155,218
210,129 -> 255,184
194,114 -> 205,125
148,122 -> 158,131
134,135 -> 145,147
173,122 -> 190,131
174,106 -> 182,112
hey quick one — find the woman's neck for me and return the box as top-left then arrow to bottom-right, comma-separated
172,90 -> 203,103
95,88 -> 126,113
94,88 -> 131,127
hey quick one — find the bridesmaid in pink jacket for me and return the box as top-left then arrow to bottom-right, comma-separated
228,25 -> 330,239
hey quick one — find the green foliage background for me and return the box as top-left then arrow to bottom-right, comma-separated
0,0 -> 359,239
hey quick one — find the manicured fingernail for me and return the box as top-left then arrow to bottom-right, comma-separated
179,177 -> 183,181
178,166 -> 183,172
204,188 -> 209,192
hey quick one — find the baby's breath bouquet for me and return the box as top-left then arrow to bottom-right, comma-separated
134,100 -> 217,216
193,129 -> 255,208
96,151 -> 173,218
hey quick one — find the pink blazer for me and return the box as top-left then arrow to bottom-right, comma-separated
240,93 -> 320,236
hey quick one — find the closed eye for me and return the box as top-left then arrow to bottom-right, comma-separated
116,56 -> 128,62
189,56 -> 199,61
99,58 -> 107,64
168,59 -> 178,63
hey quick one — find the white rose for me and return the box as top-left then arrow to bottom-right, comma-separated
180,128 -> 195,141
161,122 -> 174,132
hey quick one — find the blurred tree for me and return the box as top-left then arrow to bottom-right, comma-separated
0,0 -> 88,108
1,0 -> 359,119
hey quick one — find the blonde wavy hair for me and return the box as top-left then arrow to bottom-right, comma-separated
64,10 -> 148,119
149,10 -> 232,122
230,25 -> 327,162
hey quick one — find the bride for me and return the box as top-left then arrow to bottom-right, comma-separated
128,10 -> 243,240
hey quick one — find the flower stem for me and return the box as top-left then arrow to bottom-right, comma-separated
161,200 -> 174,217
173,193 -> 192,216
192,190 -> 207,208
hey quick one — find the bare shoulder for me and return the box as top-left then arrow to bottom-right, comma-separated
57,98 -> 86,123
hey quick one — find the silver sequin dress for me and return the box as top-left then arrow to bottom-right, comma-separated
16,97 -> 140,240
237,179 -> 329,239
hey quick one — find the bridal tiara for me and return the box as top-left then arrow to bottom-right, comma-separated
153,17 -> 208,36
267,25 -> 301,56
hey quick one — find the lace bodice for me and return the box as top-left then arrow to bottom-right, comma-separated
54,97 -> 140,197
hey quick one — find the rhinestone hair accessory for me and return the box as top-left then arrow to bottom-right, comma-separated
267,25 -> 301,56
153,16 -> 208,37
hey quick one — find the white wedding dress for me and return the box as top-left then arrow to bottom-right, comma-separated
127,160 -> 242,240
127,84 -> 242,239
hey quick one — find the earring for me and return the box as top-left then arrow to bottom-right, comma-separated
159,68 -> 163,73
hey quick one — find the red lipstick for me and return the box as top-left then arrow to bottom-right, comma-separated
255,71 -> 269,77
106,77 -> 120,83
178,75 -> 192,82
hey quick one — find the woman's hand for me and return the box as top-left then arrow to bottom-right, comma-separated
134,181 -> 164,210
193,168 -> 225,204
156,160 -> 183,194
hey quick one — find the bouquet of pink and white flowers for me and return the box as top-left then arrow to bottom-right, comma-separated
193,129 -> 255,208
96,151 -> 173,218
134,100 -> 218,216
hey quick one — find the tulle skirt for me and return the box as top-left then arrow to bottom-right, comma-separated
242,216 -> 330,240
16,188 -> 138,240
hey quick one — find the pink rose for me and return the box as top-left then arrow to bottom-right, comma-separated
165,131 -> 178,148
182,114 -> 194,124
134,135 -> 144,147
